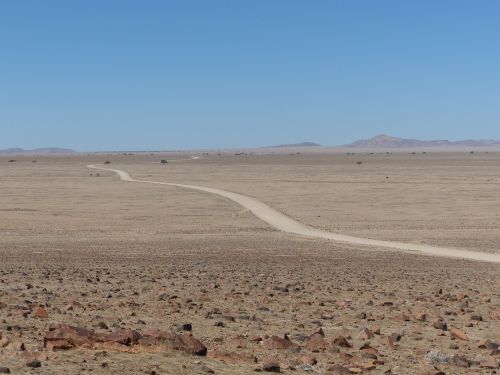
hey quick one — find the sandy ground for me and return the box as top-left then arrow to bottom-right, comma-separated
1,151 -> 499,374
87,163 -> 500,263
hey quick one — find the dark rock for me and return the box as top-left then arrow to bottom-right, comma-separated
26,360 -> 41,368
433,319 -> 447,331
105,329 -> 142,346
262,359 -> 280,372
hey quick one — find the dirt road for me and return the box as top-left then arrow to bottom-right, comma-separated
87,164 -> 500,263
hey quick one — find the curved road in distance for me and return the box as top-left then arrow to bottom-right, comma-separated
87,164 -> 500,264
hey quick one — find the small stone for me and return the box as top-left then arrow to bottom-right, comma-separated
263,335 -> 300,350
172,334 -> 207,356
263,359 -> 280,372
26,360 -> 41,368
453,355 -> 470,368
34,307 -> 49,319
415,312 -> 427,321
450,328 -> 468,341
326,364 -> 351,374
177,323 -> 192,332
356,312 -> 367,319
200,365 -> 215,374
357,328 -> 375,340
332,335 -> 351,348
480,356 -> 498,369
433,319 -> 447,331
105,329 -> 142,346
478,339 -> 498,350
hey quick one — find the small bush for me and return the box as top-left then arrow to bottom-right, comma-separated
356,161 -> 363,165
426,350 -> 452,364
161,159 -> 168,164
104,161 -> 111,164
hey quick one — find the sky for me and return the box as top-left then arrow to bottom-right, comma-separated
1,1 -> 499,151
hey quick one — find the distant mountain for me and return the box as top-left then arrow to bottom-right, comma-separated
268,142 -> 321,148
0,147 -> 76,155
344,134 -> 500,148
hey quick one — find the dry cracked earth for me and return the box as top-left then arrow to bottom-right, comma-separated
1,152 -> 499,374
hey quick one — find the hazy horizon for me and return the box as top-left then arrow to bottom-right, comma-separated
1,1 -> 499,151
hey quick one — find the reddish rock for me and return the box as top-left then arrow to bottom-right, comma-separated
392,314 -> 410,322
304,328 -> 329,352
263,335 -> 300,350
383,335 -> 395,349
415,312 -> 427,321
172,333 -> 207,355
478,339 -> 499,350
450,327 -> 468,341
44,324 -> 95,348
300,355 -> 317,365
46,339 -> 74,351
34,307 -> 48,319
370,325 -> 381,335
142,329 -> 177,344
105,329 -> 142,346
480,356 -> 498,369
332,335 -> 351,348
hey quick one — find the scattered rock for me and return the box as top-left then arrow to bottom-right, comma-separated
34,307 -> 49,319
105,329 -> 142,346
480,356 -> 499,369
263,335 -> 300,350
26,360 -> 41,368
449,327 -> 468,341
172,334 -> 207,356
433,319 -> 447,331
262,359 -> 280,372
332,335 -> 351,348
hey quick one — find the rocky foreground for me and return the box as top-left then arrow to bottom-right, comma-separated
0,238 -> 499,374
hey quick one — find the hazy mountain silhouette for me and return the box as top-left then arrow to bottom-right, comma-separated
344,134 -> 500,148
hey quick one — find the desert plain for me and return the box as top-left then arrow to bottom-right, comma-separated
1,151 -> 499,374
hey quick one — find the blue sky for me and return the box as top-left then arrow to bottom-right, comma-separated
1,1 -> 499,150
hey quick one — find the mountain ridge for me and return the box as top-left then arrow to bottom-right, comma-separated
343,134 -> 500,148
0,147 -> 76,155
267,142 -> 322,148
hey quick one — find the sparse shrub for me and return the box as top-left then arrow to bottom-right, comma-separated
426,350 -> 452,364
356,161 -> 363,165
161,159 -> 168,164
8,159 -> 16,162
104,161 -> 111,164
